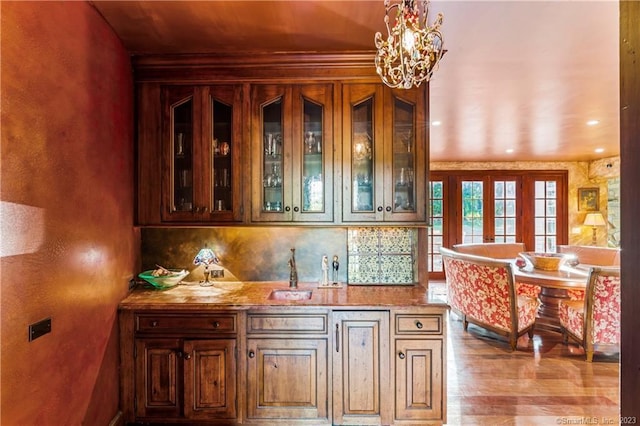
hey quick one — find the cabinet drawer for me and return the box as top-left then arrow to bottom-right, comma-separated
395,314 -> 442,335
247,313 -> 328,334
136,313 -> 236,334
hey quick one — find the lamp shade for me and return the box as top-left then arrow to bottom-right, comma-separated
193,247 -> 219,266
583,212 -> 606,227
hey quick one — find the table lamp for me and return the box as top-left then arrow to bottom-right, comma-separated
583,212 -> 606,246
193,245 -> 220,286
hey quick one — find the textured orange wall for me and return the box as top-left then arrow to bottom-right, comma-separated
1,2 -> 137,425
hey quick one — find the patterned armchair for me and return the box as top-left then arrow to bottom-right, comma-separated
441,247 -> 540,351
559,267 -> 620,362
557,246 -> 621,301
452,242 -> 541,299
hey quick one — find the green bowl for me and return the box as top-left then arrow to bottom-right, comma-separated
138,269 -> 188,289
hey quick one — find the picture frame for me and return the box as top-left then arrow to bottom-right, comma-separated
578,187 -> 599,212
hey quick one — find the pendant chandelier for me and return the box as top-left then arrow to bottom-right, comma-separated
374,0 -> 445,89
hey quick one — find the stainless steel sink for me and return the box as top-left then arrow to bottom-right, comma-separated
268,289 -> 313,301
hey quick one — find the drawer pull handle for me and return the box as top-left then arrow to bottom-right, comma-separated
335,324 -> 340,352
151,321 -> 159,327
399,352 -> 406,359
212,321 -> 220,328
248,350 -> 255,358
416,321 -> 423,329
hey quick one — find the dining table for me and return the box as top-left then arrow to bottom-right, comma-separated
513,263 -> 592,332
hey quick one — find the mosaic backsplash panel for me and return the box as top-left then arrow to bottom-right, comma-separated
347,227 -> 417,285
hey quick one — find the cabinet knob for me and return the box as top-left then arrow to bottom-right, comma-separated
416,321 -> 423,329
248,350 -> 255,358
386,206 -> 392,212
212,321 -> 220,328
151,321 -> 159,327
377,206 -> 383,212
285,206 -> 291,212
184,353 -> 191,360
293,206 -> 299,212
398,352 -> 406,359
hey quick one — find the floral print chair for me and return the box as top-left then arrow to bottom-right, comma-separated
557,245 -> 621,301
441,247 -> 540,351
452,242 -> 541,299
558,267 -> 620,362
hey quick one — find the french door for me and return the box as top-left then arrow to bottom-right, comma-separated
427,171 -> 568,279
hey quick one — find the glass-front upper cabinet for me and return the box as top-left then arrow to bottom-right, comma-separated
161,85 -> 242,223
343,84 -> 428,223
251,84 -> 333,222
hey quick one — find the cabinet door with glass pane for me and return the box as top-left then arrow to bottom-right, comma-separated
161,86 -> 199,222
204,85 -> 243,222
291,84 -> 333,222
251,85 -> 292,222
160,85 -> 243,223
342,84 -> 384,222
384,87 -> 428,222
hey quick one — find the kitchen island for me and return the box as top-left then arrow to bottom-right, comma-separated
119,281 -> 448,425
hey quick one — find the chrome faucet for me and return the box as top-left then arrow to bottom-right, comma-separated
288,248 -> 298,288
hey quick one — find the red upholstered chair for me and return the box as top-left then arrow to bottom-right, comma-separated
557,245 -> 621,301
441,247 -> 540,351
559,267 -> 620,362
452,242 -> 541,298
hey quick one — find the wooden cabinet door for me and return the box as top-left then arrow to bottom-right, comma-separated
251,84 -> 293,222
183,339 -> 237,420
342,84 -> 384,222
246,338 -> 329,422
291,84 -> 334,222
394,339 -> 444,422
135,338 -> 182,419
332,311 -> 390,425
383,86 -> 428,222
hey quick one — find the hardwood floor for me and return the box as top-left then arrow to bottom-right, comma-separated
445,306 -> 620,425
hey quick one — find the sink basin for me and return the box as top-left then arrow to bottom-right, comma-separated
268,289 -> 313,301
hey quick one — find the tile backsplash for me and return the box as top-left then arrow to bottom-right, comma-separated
347,227 -> 417,285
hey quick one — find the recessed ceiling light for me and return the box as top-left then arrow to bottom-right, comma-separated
587,120 -> 600,126
505,148 -> 514,154
595,148 -> 605,153
431,121 -> 441,127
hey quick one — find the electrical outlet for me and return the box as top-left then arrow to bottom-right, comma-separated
29,317 -> 51,342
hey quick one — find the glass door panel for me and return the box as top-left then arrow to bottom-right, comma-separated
534,180 -> 558,252
171,97 -> 194,212
493,179 -> 517,243
392,98 -> 416,213
211,99 -> 232,212
302,99 -> 324,212
428,179 -> 445,278
351,98 -> 374,212
461,180 -> 484,243
262,99 -> 284,213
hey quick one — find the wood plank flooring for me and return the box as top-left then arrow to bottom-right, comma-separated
444,292 -> 620,425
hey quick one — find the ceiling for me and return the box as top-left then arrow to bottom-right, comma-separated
91,0 -> 620,163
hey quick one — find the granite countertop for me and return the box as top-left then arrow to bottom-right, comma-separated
119,281 -> 448,310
